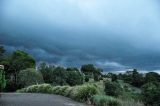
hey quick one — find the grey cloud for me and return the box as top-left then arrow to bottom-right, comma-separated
1,0 -> 160,71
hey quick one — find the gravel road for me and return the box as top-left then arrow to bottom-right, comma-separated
0,93 -> 87,106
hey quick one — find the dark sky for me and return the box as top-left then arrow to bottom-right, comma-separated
1,0 -> 160,72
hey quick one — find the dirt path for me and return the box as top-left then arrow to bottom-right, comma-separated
0,93 -> 87,106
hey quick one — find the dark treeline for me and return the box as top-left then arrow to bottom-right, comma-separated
0,45 -> 102,91
0,45 -> 160,106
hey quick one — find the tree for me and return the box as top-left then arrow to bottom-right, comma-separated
52,67 -> 67,86
81,64 -> 95,76
38,62 -> 55,84
93,68 -> 103,81
66,70 -> 84,86
131,69 -> 144,87
105,73 -> 118,82
142,82 -> 160,106
119,69 -> 144,87
111,74 -> 118,82
81,64 -> 102,81
104,81 -> 122,97
66,67 -> 79,71
0,66 -> 6,91
3,50 -> 36,91
18,68 -> 44,87
145,72 -> 160,83
6,50 -> 36,83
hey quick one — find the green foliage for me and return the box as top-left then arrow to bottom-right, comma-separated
145,72 -> 160,83
52,67 -> 67,86
18,68 -> 44,87
81,64 -> 102,82
2,50 -> 36,91
118,69 -> 144,87
63,86 -> 73,97
73,85 -> 98,102
111,74 -> 118,82
142,82 -> 160,106
39,64 -> 84,86
131,69 -> 144,87
0,68 -> 6,91
66,70 -> 83,86
17,84 -> 99,103
85,76 -> 89,82
7,50 -> 36,74
104,81 -> 122,97
17,84 -> 52,93
66,67 -> 79,71
93,68 -> 102,81
38,63 -> 55,83
92,95 -> 120,106
81,64 -> 95,75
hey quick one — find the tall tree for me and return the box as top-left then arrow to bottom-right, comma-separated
38,62 -> 55,84
6,50 -> 36,84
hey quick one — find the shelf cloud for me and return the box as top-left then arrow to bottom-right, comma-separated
1,0 -> 160,71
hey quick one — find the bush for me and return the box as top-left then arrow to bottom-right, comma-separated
91,95 -> 120,106
37,84 -> 52,93
63,86 -> 73,97
142,82 -> 160,106
104,81 -> 122,97
18,68 -> 44,87
17,84 -> 52,93
73,85 -> 98,102
52,86 -> 61,94
52,86 -> 69,95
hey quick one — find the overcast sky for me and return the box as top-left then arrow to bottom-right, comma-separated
1,0 -> 160,71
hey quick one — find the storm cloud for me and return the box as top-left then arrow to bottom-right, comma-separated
1,0 -> 160,71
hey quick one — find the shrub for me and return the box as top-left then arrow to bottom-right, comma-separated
142,82 -> 160,106
37,84 -> 52,93
91,95 -> 120,106
59,86 -> 69,95
104,81 -> 122,97
52,86 -> 61,94
18,68 -> 44,87
73,85 -> 98,102
63,86 -> 73,97
17,84 -> 52,93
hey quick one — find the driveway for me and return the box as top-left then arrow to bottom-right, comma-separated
0,93 -> 87,106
